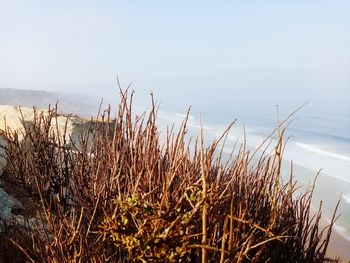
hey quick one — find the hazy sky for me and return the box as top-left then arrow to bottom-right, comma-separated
0,0 -> 349,116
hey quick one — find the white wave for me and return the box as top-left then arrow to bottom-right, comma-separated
175,113 -> 196,120
295,142 -> 350,162
317,213 -> 350,242
283,157 -> 350,184
333,223 -> 347,234
189,124 -> 216,130
342,193 -> 350,204
333,223 -> 350,242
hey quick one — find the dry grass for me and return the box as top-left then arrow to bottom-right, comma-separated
0,90 -> 340,262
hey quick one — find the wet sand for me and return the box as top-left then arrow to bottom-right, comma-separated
281,159 -> 350,261
326,230 -> 350,262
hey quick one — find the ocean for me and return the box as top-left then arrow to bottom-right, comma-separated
156,109 -> 350,244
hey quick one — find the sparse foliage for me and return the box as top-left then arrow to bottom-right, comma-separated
0,91 -> 340,262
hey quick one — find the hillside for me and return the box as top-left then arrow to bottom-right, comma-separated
0,88 -> 100,117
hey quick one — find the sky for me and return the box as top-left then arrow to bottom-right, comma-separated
0,0 -> 349,117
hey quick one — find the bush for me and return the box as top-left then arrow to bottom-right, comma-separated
0,90 -> 339,262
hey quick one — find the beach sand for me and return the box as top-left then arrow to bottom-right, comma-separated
327,230 -> 350,262
280,160 -> 350,261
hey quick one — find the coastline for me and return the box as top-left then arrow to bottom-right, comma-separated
1,109 -> 349,261
280,159 -> 350,261
326,229 -> 350,262
183,120 -> 350,261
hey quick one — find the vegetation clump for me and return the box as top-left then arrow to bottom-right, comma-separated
0,90 -> 339,262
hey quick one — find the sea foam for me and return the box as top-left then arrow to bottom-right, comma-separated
341,193 -> 350,204
295,142 -> 350,162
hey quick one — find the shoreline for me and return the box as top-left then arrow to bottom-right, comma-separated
1,110 -> 349,261
286,161 -> 350,261
326,223 -> 350,261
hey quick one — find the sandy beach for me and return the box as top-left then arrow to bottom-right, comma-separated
280,159 -> 350,261
327,230 -> 350,262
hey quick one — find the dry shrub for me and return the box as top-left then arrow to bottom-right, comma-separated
0,90 -> 340,262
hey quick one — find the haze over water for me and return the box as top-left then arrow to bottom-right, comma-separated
0,0 -> 349,255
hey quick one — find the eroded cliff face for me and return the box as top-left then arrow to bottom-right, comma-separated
0,105 -> 80,140
0,105 -> 91,177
